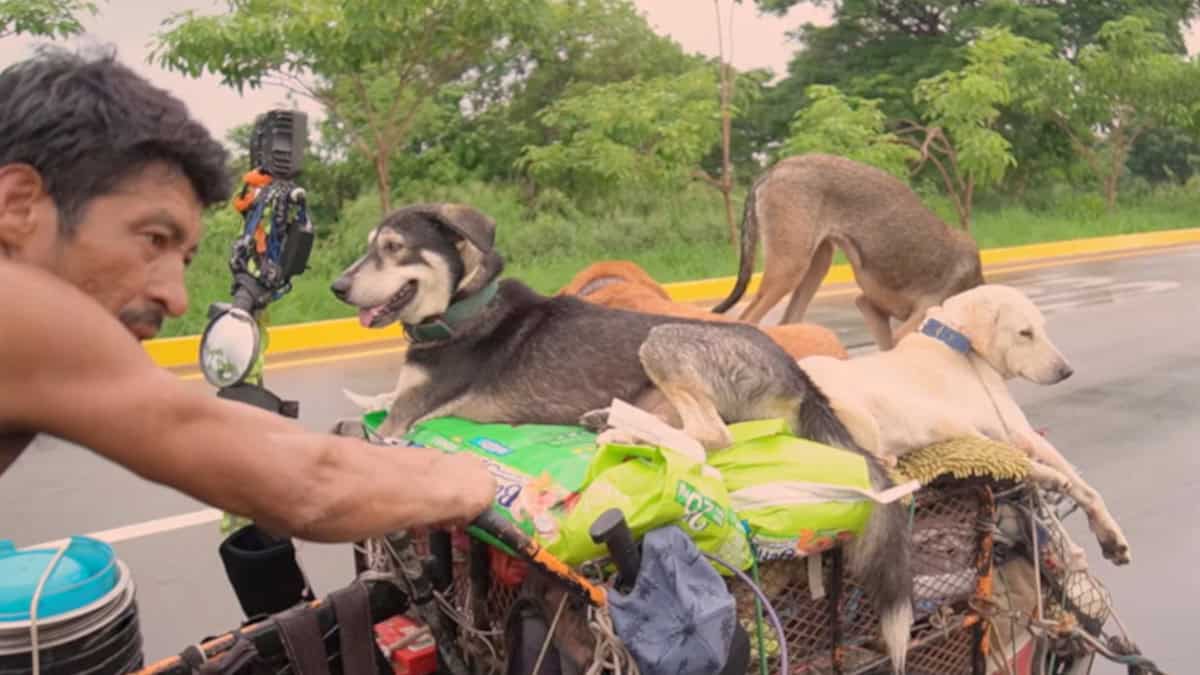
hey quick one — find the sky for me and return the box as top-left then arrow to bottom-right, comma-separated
1,0 -> 1196,144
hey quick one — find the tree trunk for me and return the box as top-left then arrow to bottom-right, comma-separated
374,151 -> 392,214
720,60 -> 736,245
713,0 -> 737,247
1104,133 -> 1128,212
961,176 -> 974,230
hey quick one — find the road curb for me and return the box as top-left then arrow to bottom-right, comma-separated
150,227 -> 1200,369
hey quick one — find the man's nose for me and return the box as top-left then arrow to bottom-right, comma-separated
149,263 -> 189,318
331,275 -> 352,300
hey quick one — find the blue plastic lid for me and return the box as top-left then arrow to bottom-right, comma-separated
0,537 -> 120,622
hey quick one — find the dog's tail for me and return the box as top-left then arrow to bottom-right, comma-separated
795,392 -> 913,674
711,175 -> 763,314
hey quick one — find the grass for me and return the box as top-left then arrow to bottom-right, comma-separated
159,177 -> 1200,338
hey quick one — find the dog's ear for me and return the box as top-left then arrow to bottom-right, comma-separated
940,286 -> 1000,352
412,203 -> 505,297
429,203 -> 496,253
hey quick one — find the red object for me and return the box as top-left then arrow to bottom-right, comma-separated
374,615 -> 438,675
490,545 -> 530,587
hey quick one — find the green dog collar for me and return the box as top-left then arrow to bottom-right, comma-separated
404,279 -> 500,343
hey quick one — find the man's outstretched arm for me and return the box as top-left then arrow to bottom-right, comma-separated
0,262 -> 496,542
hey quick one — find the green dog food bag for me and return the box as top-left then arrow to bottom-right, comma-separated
389,415 -> 599,550
550,440 -> 753,575
709,419 -> 876,562
365,411 -> 753,573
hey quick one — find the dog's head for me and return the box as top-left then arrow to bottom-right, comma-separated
330,203 -> 504,328
926,284 -> 1074,385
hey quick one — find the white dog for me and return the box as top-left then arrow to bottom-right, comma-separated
799,284 -> 1131,567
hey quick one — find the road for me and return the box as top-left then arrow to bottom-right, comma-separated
2,243 -> 1197,672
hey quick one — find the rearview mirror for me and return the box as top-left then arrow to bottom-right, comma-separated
199,308 -> 261,388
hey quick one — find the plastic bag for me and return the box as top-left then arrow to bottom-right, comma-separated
709,419 -> 876,562
550,441 -> 753,574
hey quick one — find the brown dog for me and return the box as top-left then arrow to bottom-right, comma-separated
558,260 -> 849,360
711,154 -> 985,351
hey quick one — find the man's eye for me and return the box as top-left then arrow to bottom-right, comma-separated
385,241 -> 403,253
145,231 -> 169,248
1019,329 -> 1034,339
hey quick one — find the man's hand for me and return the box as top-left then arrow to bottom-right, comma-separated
428,453 -> 498,529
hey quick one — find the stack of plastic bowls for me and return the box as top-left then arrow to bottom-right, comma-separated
0,537 -> 143,674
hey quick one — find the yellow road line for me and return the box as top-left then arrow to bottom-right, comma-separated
663,228 -> 1200,302
172,240 -> 1198,379
177,344 -> 409,380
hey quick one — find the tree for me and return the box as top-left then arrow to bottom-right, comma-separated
152,0 -> 545,214
516,67 -> 721,210
740,0 -> 1199,187
1023,15 -> 1200,209
780,84 -> 918,179
749,0 -> 1200,55
0,0 -> 95,39
448,0 -> 701,186
900,26 -> 1053,228
700,0 -> 741,245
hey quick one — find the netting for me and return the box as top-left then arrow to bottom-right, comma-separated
403,478 -> 995,674
730,481 -> 992,674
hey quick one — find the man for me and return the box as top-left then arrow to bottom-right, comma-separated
0,48 -> 496,542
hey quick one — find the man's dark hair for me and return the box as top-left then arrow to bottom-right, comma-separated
0,46 -> 232,232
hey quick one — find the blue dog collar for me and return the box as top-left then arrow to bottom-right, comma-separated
919,318 -> 972,354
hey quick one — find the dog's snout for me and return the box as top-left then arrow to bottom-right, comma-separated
1058,364 -> 1074,381
331,276 -> 352,300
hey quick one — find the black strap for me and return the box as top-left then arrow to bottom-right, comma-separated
275,605 -> 329,675
328,581 -> 378,674
179,629 -> 264,675
197,638 -> 261,674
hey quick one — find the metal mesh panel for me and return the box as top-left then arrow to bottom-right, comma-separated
732,482 -> 991,674
405,480 -> 992,674
906,623 -> 979,675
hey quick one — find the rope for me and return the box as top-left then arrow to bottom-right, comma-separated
532,594 -> 568,674
585,605 -> 640,675
28,540 -> 71,675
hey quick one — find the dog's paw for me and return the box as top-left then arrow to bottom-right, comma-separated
595,428 -> 649,448
578,408 -> 613,433
1085,509 -> 1132,566
695,428 -> 734,452
1097,528 -> 1132,566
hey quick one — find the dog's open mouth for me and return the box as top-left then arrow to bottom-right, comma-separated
358,280 -> 418,328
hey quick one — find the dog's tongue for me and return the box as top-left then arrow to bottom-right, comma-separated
358,305 -> 386,327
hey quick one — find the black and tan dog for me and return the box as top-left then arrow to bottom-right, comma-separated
330,202 -> 916,672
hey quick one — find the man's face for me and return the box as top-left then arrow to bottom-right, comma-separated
0,161 -> 204,340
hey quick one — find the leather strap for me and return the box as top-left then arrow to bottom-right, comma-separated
328,581 -> 378,674
197,638 -> 261,674
275,605 -> 328,675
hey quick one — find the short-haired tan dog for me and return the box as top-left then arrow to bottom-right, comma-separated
799,284 -> 1130,567
559,259 -> 849,361
712,153 -> 985,351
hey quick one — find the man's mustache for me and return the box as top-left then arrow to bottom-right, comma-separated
119,306 -> 164,333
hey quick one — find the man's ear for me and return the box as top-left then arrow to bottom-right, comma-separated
0,164 -> 47,253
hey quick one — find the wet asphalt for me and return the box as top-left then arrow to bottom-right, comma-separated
1,243 -> 1197,671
